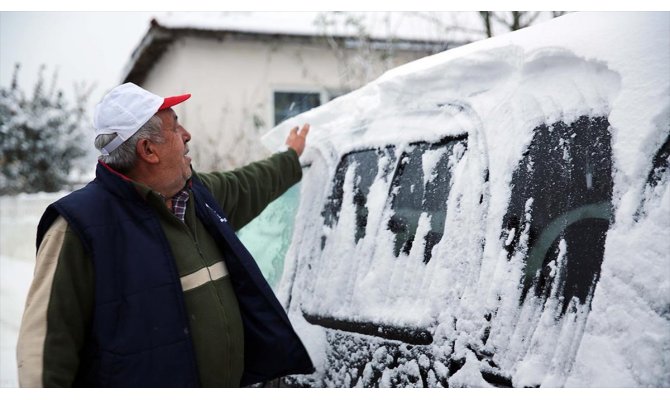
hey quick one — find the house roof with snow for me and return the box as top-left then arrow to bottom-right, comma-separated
121,12 -> 475,85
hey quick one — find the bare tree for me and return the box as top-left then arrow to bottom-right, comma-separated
479,11 -> 558,37
313,12 -> 406,90
317,11 -> 567,48
316,11 -> 566,99
480,11 -> 494,38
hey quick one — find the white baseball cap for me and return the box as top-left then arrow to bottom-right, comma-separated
93,83 -> 191,155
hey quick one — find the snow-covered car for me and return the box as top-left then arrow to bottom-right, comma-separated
240,12 -> 669,387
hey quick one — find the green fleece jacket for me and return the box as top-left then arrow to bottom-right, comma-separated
17,149 -> 302,388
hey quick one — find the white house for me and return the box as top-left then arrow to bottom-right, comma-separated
120,12 -> 462,170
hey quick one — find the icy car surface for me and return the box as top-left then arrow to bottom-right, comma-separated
256,12 -> 670,387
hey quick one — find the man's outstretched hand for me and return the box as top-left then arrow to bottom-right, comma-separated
285,123 -> 310,156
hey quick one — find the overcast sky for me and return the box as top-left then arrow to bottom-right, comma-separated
0,11 -> 157,111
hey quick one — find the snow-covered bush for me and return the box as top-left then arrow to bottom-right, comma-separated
0,64 -> 89,194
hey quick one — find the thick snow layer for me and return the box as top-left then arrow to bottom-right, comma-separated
0,256 -> 32,387
263,12 -> 670,387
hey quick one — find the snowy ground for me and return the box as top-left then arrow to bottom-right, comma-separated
0,192 -> 64,387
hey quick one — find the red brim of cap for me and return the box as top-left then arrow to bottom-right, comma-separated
159,93 -> 191,110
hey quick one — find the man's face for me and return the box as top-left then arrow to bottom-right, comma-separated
154,108 -> 192,193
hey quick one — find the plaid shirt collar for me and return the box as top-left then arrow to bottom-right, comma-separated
104,161 -> 193,221
170,189 -> 190,222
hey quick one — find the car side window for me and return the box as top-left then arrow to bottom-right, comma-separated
636,133 -> 670,220
387,137 -> 467,263
502,115 -> 612,314
646,134 -> 670,189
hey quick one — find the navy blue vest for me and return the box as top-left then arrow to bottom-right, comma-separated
37,162 -> 313,387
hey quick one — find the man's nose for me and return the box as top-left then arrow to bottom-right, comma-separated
181,127 -> 191,143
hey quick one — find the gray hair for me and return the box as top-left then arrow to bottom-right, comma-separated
95,114 -> 164,173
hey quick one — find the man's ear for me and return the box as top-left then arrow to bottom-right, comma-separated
136,138 -> 160,164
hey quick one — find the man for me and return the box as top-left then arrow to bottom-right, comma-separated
16,83 -> 314,387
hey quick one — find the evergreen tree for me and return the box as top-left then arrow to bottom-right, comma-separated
0,64 -> 89,194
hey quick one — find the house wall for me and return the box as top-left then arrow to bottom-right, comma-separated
141,34 -> 433,170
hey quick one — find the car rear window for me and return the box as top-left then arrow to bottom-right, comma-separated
303,134 -> 469,342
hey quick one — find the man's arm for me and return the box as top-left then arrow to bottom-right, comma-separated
17,216 -> 94,387
197,124 -> 310,230
197,149 -> 302,231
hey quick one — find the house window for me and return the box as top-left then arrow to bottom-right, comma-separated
273,91 -> 322,125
